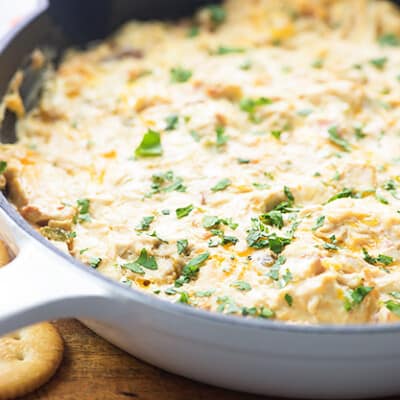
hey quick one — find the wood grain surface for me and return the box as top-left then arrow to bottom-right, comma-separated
21,319 -> 265,400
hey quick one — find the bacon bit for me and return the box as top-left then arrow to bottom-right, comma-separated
200,192 -> 207,205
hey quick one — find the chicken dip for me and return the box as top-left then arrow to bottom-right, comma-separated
2,0 -> 400,324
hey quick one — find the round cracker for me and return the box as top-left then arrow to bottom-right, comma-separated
0,322 -> 64,400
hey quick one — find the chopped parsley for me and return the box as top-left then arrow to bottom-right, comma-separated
208,4 -> 226,26
260,210 -> 284,229
312,59 -> 324,69
146,170 -> 186,197
211,178 -> 231,192
89,257 -> 102,269
268,255 -> 286,281
170,67 -> 192,83
383,179 -> 399,199
176,204 -> 194,219
231,280 -> 252,291
326,188 -> 357,203
135,129 -> 162,157
252,183 -> 270,190
134,248 -> 158,270
216,126 -> 228,146
217,296 -> 240,314
344,285 -> 374,311
178,291 -> 190,304
385,300 -> 400,317
0,161 -> 7,174
190,130 -> 201,142
271,130 -> 282,140
135,216 -> 154,231
323,235 -> 339,251
187,25 -> 199,38
284,293 -> 293,307
312,215 -> 325,231
328,126 -> 351,152
74,199 -> 91,223
376,194 -> 389,205
202,216 -> 238,230
284,186 -> 295,202
240,97 -> 272,123
247,217 -> 291,252
121,261 -> 145,275
238,158 -> 250,164
165,114 -> 179,130
177,239 -> 189,255
195,289 -> 215,297
370,57 -> 388,70
362,248 -> 393,266
175,252 -> 210,287
241,306 -> 275,318
297,109 -> 313,117
215,46 -> 245,55
378,33 -> 400,47
240,60 -> 252,70
354,126 -> 366,140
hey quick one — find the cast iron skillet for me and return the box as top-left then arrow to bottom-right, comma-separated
1,1 -> 400,398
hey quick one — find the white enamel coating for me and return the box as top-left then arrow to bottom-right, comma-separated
1,204 -> 400,399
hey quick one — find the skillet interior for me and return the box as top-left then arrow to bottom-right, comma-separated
3,0 -> 400,333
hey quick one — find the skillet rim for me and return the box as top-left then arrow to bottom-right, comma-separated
2,3 -> 400,336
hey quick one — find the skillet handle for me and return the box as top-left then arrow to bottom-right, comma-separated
0,205 -> 117,335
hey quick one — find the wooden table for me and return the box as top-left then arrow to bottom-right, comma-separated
21,319 -> 266,400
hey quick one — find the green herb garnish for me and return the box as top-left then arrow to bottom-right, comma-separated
135,130 -> 162,157
0,161 -> 7,174
176,204 -> 194,219
74,199 -> 91,223
326,188 -> 357,203
370,57 -> 388,70
215,46 -> 245,55
312,216 -> 325,231
208,4 -> 226,26
284,293 -> 293,306
216,126 -> 228,146
240,97 -> 272,123
378,33 -> 400,47
385,300 -> 400,316
344,286 -> 374,311
135,216 -> 154,231
135,248 -> 158,270
231,280 -> 252,291
165,115 -> 179,130
328,126 -> 351,152
170,67 -> 192,83
175,252 -> 210,287
89,257 -> 102,269
362,248 -> 393,266
177,239 -> 189,255
211,178 -> 231,192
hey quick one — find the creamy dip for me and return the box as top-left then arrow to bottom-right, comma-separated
2,0 -> 400,324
